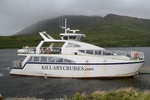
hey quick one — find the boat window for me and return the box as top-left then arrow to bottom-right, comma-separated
66,43 -> 73,47
75,36 -> 81,41
78,50 -> 85,53
66,43 -> 80,48
79,49 -> 104,55
63,36 -> 68,40
34,57 -> 39,62
28,56 -> 75,63
28,56 -> 33,62
69,36 -> 76,40
95,50 -> 101,55
48,57 -> 55,62
41,57 -> 47,62
103,51 -> 112,55
64,59 -> 71,63
74,44 -> 80,47
80,36 -> 84,41
56,58 -> 63,62
86,50 -> 93,54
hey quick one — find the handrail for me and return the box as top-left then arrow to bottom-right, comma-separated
108,50 -> 144,60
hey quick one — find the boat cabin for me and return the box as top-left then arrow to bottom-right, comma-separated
60,33 -> 85,41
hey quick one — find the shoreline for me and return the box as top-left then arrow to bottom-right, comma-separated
1,88 -> 150,100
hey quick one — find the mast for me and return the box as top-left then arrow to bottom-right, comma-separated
59,17 -> 86,41
59,17 -> 69,34
64,18 -> 67,34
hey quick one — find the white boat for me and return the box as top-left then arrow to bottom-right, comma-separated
10,18 -> 145,78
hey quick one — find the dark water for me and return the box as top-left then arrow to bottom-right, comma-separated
0,47 -> 150,99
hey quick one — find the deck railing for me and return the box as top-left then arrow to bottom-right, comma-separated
12,59 -> 23,68
40,47 -> 61,54
108,50 -> 144,60
18,47 -> 61,54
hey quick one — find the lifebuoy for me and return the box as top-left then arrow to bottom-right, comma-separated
134,52 -> 140,58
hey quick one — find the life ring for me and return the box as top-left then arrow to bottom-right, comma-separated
134,52 -> 140,58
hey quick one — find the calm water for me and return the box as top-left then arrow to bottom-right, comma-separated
0,47 -> 150,99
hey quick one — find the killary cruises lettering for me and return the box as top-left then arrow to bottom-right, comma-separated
42,65 -> 94,71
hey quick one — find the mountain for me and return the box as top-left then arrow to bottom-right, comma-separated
14,15 -> 103,36
1,14 -> 150,48
14,14 -> 150,36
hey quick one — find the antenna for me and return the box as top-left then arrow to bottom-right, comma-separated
59,16 -> 63,28
61,16 -> 64,28
59,16 -> 66,29
59,17 -> 71,34
59,16 -> 61,28
68,19 -> 70,29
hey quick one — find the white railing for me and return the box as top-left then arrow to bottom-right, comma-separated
18,47 -> 61,54
17,47 -> 36,54
109,50 -> 144,60
40,47 -> 61,54
12,59 -> 23,68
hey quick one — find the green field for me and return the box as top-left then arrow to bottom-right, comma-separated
0,32 -> 150,49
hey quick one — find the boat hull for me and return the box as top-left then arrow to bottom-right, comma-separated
10,61 -> 144,78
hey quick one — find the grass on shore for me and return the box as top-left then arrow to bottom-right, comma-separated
66,87 -> 150,100
2,88 -> 150,100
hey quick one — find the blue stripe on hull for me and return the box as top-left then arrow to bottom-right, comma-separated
13,60 -> 144,69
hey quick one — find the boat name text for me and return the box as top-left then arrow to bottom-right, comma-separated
42,65 -> 94,71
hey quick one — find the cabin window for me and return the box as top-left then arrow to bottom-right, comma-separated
34,57 -> 39,62
66,43 -> 80,48
95,50 -> 101,55
28,56 -> 33,62
79,50 -> 104,55
78,50 -> 85,53
48,57 -> 55,62
86,50 -> 93,54
64,58 -> 75,63
28,56 -> 75,63
63,36 -> 68,40
56,58 -> 63,62
66,43 -> 73,47
64,59 -> 71,63
41,57 -> 47,62
69,36 -> 76,40
80,36 -> 84,41
74,44 -> 80,47
103,51 -> 112,55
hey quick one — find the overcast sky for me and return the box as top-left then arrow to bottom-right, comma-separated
0,0 -> 150,36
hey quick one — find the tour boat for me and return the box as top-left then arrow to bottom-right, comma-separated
10,18 -> 145,78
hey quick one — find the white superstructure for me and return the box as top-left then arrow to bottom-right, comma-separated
10,18 -> 145,78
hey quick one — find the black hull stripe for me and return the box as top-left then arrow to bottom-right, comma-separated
13,60 -> 144,69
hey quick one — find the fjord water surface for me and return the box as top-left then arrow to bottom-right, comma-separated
0,47 -> 150,99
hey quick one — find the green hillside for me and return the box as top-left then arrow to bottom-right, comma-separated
1,14 -> 150,48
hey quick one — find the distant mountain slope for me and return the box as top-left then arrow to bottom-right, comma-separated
2,14 -> 149,48
14,15 -> 103,36
14,14 -> 150,36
